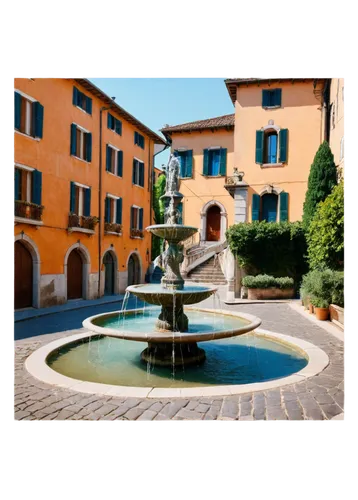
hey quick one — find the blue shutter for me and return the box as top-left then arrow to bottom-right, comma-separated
86,96 -> 92,115
116,197 -> 122,224
70,124 -> 77,155
106,145 -> 111,171
255,130 -> 264,164
14,92 -> 21,130
134,131 -> 138,145
186,150 -> 193,178
219,148 -> 227,176
139,208 -> 143,230
32,170 -> 42,205
33,102 -> 44,139
252,194 -> 260,221
86,133 -> 92,162
84,188 -> 91,216
262,90 -> 270,107
15,169 -> 20,200
130,206 -> 134,229
279,129 -> 288,163
73,87 -> 78,106
117,150 -> 123,177
105,197 -> 111,223
139,162 -> 145,187
70,181 -> 76,212
115,119 -> 122,135
279,192 -> 289,221
275,89 -> 282,107
132,159 -> 137,184
107,113 -> 112,129
203,149 -> 209,175
140,135 -> 145,149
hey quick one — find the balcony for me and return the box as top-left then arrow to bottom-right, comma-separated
104,222 -> 122,235
130,228 -> 144,239
15,200 -> 44,226
68,213 -> 98,235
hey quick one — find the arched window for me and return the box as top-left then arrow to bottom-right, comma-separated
264,130 -> 278,164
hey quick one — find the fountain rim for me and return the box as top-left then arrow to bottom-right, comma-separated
25,320 -> 330,398
145,223 -> 198,231
82,306 -> 262,343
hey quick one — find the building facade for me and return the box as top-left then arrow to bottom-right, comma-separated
329,78 -> 344,179
14,78 -> 166,309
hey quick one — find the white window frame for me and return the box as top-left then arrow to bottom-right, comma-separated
15,89 -> 37,138
108,144 -> 121,176
107,193 -> 120,224
131,205 -> 142,230
73,123 -> 90,162
133,157 -> 144,187
73,181 -> 90,217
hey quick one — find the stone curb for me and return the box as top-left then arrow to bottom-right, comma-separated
288,302 -> 344,342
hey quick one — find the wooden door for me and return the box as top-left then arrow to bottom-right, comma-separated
15,241 -> 33,309
67,249 -> 83,299
128,255 -> 140,286
104,252 -> 115,295
261,194 -> 278,222
206,205 -> 221,241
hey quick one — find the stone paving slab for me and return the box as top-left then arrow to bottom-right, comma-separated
14,301 -> 344,421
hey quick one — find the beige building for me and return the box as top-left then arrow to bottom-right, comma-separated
329,78 -> 344,179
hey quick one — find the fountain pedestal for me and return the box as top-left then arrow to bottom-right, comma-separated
156,304 -> 188,332
141,342 -> 206,367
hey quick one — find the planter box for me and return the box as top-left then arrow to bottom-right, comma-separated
329,304 -> 344,328
247,287 -> 295,300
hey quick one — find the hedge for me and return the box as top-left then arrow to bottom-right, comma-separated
242,275 -> 294,289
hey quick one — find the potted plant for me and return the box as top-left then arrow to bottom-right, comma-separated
241,274 -> 294,300
311,297 -> 330,321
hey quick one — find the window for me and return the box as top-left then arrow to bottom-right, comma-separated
73,87 -> 92,115
134,131 -> 145,149
107,113 -> 122,135
105,196 -> 122,226
130,206 -> 144,236
203,148 -> 227,176
262,89 -> 282,108
69,182 -> 91,216
15,165 -> 43,221
106,145 -> 123,176
132,159 -> 145,187
255,128 -> 288,165
175,150 -> 193,178
340,137 -> 344,161
70,124 -> 92,162
14,91 -> 44,138
252,192 -> 288,222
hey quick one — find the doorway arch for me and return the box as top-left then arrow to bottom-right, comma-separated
103,250 -> 118,295
200,200 -> 227,243
64,243 -> 90,300
206,205 -> 221,241
127,252 -> 141,286
14,234 -> 40,309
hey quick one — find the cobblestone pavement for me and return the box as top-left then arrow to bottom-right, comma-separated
14,302 -> 344,421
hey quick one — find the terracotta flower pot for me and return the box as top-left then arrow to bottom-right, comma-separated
308,303 -> 314,314
315,307 -> 329,321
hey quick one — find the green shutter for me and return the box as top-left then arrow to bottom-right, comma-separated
252,194 -> 260,221
105,197 -> 111,223
279,129 -> 288,163
219,148 -> 227,176
139,162 -> 145,187
84,188 -> 91,216
262,90 -> 270,107
15,169 -> 20,200
255,130 -> 264,164
130,206 -> 134,229
134,131 -> 138,145
117,150 -> 123,177
32,170 -> 42,205
275,88 -> 282,107
107,113 -> 112,129
139,208 -> 143,230
73,87 -> 78,106
115,119 -> 122,135
279,192 -> 289,221
106,145 -> 111,171
14,92 -> 21,130
86,133 -> 92,162
186,150 -> 193,178
70,124 -> 77,155
86,96 -> 92,115
116,197 -> 122,224
33,102 -> 44,139
132,160 -> 137,184
70,181 -> 76,212
203,149 -> 209,175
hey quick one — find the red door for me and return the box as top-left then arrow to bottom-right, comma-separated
206,205 -> 221,241
15,241 -> 33,309
67,249 -> 83,299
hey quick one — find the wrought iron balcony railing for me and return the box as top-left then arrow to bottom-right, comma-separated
15,200 -> 44,221
68,213 -> 99,231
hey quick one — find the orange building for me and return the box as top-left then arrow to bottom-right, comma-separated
14,78 -> 167,309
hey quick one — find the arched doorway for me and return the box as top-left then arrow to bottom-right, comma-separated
104,252 -> 115,295
206,205 -> 221,241
261,193 -> 278,222
67,249 -> 83,299
128,253 -> 141,286
15,241 -> 33,309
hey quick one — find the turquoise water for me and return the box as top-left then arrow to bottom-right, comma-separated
48,330 -> 308,388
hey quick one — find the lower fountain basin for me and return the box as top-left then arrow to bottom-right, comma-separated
125,284 -> 217,307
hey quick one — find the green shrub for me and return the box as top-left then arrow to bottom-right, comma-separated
226,221 -> 307,288
310,297 -> 330,309
302,141 -> 337,230
307,182 -> 344,270
300,269 -> 344,307
242,274 -> 294,289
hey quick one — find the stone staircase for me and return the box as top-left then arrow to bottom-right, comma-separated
187,255 -> 226,285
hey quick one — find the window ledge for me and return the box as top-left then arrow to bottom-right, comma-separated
71,155 -> 90,164
15,217 -> 43,226
263,105 -> 281,110
130,236 -> 144,240
181,176 -> 193,180
105,231 -> 122,236
261,163 -> 284,168
202,174 -> 225,178
68,227 -> 95,235
107,171 -> 122,178
133,183 -> 144,189
75,105 -> 91,116
15,130 -> 40,141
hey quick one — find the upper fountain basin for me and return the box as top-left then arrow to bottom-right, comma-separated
146,224 -> 198,242
126,283 -> 217,306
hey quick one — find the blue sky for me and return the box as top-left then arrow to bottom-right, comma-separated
89,78 -> 234,168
